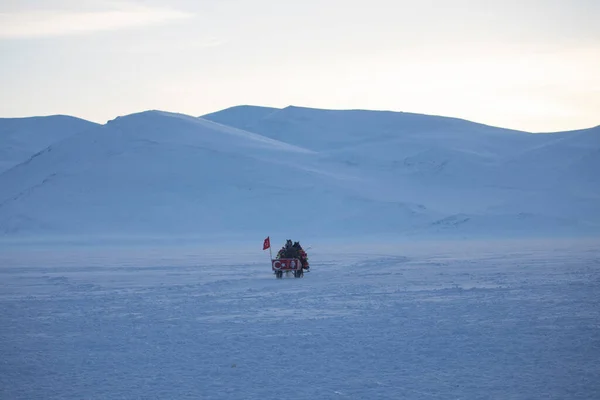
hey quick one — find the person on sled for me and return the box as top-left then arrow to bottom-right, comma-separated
275,239 -> 310,270
276,239 -> 294,259
293,241 -> 310,271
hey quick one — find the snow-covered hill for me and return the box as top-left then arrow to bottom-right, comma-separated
0,110 -> 436,241
204,106 -> 600,237
0,106 -> 598,242
203,105 -> 538,152
0,115 -> 98,174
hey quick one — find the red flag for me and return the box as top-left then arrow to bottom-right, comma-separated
263,236 -> 270,250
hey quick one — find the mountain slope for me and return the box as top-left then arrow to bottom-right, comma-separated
0,110 -> 433,240
202,105 -> 600,237
506,125 -> 600,187
203,105 -> 539,153
0,115 -> 98,174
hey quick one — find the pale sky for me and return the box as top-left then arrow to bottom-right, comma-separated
0,0 -> 598,132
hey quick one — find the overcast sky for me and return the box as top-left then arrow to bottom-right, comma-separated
1,0 -> 598,132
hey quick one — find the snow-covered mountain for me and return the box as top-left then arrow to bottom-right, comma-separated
0,115 -> 98,174
204,106 -> 600,237
0,110 -> 435,241
0,106 -> 598,242
203,105 -> 538,152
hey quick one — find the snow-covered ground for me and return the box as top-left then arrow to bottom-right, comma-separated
2,238 -> 599,399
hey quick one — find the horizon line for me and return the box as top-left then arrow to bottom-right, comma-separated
1,104 -> 599,134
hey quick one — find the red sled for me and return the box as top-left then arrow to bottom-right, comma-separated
272,258 -> 304,279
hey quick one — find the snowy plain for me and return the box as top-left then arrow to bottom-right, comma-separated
1,238 -> 599,399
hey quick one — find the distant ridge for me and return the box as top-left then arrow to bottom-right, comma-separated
200,105 -> 280,130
